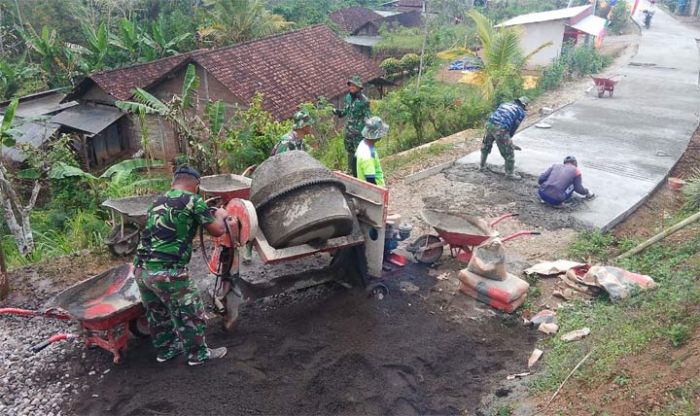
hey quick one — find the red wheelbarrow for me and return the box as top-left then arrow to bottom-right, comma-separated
591,76 -> 618,98
0,264 -> 148,363
408,209 -> 540,264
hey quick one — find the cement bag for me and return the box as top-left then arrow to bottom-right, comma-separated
466,238 -> 507,281
586,265 -> 657,302
459,283 -> 526,313
459,269 -> 529,305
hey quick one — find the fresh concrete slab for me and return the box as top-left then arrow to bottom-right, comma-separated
457,2 -> 700,231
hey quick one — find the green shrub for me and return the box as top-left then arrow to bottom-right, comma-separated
380,57 -> 401,78
539,58 -> 568,90
569,230 -> 615,261
565,44 -> 612,76
400,53 -> 421,73
682,168 -> 700,211
668,323 -> 691,347
608,1 -> 629,34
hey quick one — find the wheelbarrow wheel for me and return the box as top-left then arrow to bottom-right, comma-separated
412,235 -> 444,264
107,225 -> 140,257
129,317 -> 150,338
597,89 -> 605,98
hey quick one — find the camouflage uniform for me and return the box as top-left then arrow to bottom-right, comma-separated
481,100 -> 527,175
336,91 -> 371,174
270,131 -> 305,156
134,189 -> 214,363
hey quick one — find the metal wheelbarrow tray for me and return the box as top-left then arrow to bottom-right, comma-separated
102,195 -> 158,257
0,264 -> 146,363
409,209 -> 540,264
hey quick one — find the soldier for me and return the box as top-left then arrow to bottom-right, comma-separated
270,109 -> 314,156
355,116 -> 389,187
480,96 -> 530,180
134,166 -> 229,366
333,75 -> 372,176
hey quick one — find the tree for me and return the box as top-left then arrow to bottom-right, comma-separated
0,99 -> 41,256
467,10 -> 550,102
198,0 -> 291,46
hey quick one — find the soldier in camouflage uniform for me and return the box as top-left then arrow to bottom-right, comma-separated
480,96 -> 530,180
270,109 -> 315,156
333,75 -> 372,176
134,166 -> 229,366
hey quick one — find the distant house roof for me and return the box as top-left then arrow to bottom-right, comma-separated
330,7 -> 383,34
192,25 -> 382,120
345,35 -> 383,47
67,25 -> 383,121
0,89 -> 77,118
1,120 -> 59,162
497,5 -> 591,27
50,103 -> 124,135
66,54 -> 191,102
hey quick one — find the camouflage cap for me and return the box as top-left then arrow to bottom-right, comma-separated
516,96 -> 531,108
292,110 -> 314,130
347,75 -> 363,89
362,116 -> 389,141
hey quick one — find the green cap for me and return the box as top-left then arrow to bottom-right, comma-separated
347,75 -> 363,89
362,116 -> 389,141
292,110 -> 314,130
516,96 -> 530,108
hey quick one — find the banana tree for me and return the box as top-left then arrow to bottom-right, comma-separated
0,99 -> 41,256
49,158 -> 165,207
199,0 -> 291,45
79,21 -> 112,72
467,10 -> 551,102
110,19 -> 141,63
141,20 -> 191,61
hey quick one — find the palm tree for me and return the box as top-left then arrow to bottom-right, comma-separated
198,0 -> 291,46
467,10 -> 551,101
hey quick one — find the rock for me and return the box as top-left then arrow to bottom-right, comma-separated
538,322 -> 559,334
561,327 -> 591,342
528,348 -> 544,368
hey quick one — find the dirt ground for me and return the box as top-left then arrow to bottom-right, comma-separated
71,263 -> 537,416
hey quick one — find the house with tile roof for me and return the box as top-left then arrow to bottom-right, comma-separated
61,25 -> 384,166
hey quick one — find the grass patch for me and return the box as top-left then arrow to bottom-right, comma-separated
531,228 -> 700,393
650,377 -> 700,416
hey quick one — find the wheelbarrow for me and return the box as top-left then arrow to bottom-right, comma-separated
408,209 -> 540,264
591,76 -> 618,98
0,264 -> 148,363
101,195 -> 157,256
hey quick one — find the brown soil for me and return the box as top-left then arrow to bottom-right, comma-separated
540,329 -> 700,416
71,264 -> 537,416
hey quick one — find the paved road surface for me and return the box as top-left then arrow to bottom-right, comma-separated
457,1 -> 700,230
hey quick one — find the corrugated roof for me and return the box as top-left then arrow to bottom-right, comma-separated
50,104 -> 124,135
1,120 -> 59,162
571,15 -> 607,36
345,35 -> 383,47
497,5 -> 591,27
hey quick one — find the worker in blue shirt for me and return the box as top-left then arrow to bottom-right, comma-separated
480,96 -> 529,180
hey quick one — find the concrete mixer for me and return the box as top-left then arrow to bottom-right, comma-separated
198,151 -> 389,330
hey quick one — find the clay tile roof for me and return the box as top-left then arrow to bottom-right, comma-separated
192,25 -> 382,120
88,54 -> 192,100
330,7 -> 384,34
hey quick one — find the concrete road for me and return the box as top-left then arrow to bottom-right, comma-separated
457,1 -> 700,230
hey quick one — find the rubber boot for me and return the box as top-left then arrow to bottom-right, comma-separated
479,152 -> 489,172
504,160 -> 521,180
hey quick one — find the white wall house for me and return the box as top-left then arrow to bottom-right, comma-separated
496,5 -> 607,69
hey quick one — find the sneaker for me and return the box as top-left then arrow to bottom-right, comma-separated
188,347 -> 227,366
156,343 -> 184,363
505,173 -> 522,180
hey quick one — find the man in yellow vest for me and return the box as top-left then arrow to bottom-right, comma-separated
355,116 -> 389,187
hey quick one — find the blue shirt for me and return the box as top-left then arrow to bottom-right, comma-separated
538,163 -> 589,204
488,102 -> 526,136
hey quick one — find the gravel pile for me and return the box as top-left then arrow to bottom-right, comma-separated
0,275 -> 110,416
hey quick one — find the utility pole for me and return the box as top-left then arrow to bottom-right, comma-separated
416,1 -> 429,89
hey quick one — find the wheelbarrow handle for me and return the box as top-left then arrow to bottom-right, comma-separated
30,333 -> 76,353
489,213 -> 519,227
500,230 -> 540,243
0,308 -> 71,320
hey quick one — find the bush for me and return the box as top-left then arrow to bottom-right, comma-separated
380,57 -> 401,78
668,323 -> 691,347
682,169 -> 700,211
539,58 -> 568,90
565,44 -> 613,76
400,53 -> 421,73
608,1 -> 630,34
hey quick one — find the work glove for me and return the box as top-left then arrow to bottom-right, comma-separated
512,144 -> 522,151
